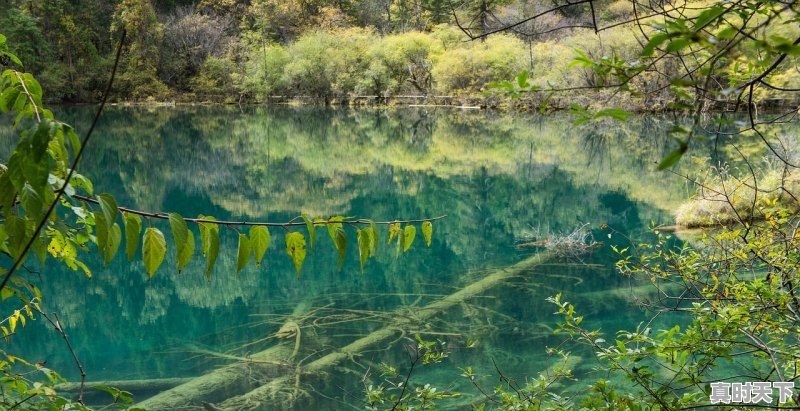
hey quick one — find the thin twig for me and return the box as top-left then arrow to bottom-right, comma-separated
35,309 -> 87,404
70,194 -> 447,228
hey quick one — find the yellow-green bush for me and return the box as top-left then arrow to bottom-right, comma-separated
432,34 -> 527,94
240,43 -> 291,100
360,31 -> 443,96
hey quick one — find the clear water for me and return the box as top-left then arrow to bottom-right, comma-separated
4,106 -> 698,409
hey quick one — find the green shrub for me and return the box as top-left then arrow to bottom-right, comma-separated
432,34 -> 527,95
360,31 -> 443,96
240,42 -> 291,100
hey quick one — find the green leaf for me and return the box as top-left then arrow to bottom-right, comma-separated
665,38 -> 691,53
95,213 -> 107,256
177,230 -> 195,273
301,215 -> 316,248
402,225 -> 416,253
333,227 -> 347,270
123,212 -> 141,261
421,221 -> 433,248
517,70 -> 529,88
198,216 -> 217,254
142,227 -> 166,278
594,108 -> 631,122
71,173 -> 93,195
388,222 -> 401,244
168,213 -> 189,266
0,174 -> 15,217
5,52 -> 22,67
641,32 -> 670,57
368,221 -> 379,255
96,193 -> 118,230
326,216 -> 347,270
204,230 -> 219,280
326,216 -> 344,243
19,184 -> 43,220
285,232 -> 307,275
0,223 -> 7,254
357,228 -> 371,272
657,143 -> 688,170
198,216 -> 220,280
0,88 -> 21,113
693,5 -> 725,30
5,215 -> 26,259
31,232 -> 46,264
236,233 -> 251,273
104,223 -> 122,266
569,49 -> 594,68
21,73 -> 42,105
249,226 -> 270,268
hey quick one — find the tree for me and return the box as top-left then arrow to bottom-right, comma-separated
159,6 -> 234,91
111,0 -> 168,99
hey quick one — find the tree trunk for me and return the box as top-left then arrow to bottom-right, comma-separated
215,251 -> 553,410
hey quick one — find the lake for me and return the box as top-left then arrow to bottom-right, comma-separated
5,106 -> 697,409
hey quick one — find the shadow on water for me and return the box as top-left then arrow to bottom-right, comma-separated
1,106 -> 711,409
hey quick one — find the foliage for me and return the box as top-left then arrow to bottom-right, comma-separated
158,6 -> 234,91
431,34 -> 527,95
539,204 -> 800,409
364,336 -> 461,410
111,0 -> 169,100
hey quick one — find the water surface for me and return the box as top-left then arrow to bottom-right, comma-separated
5,106 -> 699,408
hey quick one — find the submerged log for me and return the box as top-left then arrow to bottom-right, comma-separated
56,377 -> 192,393
215,251 -> 553,411
134,302 -> 312,410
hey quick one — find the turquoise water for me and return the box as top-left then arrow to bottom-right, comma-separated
4,107 -> 696,409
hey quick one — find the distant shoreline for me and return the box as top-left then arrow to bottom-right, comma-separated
53,96 -> 799,115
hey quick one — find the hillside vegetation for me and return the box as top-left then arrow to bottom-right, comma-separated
3,0 -> 798,109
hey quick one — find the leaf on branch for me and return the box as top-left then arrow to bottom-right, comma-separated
641,33 -> 670,57
422,221 -> 433,248
594,108 -> 631,122
357,228 -> 371,272
657,142 -> 688,170
97,193 -> 118,230
665,38 -> 691,53
250,226 -> 270,268
167,213 -> 195,272
285,232 -> 306,275
236,233 -> 251,273
123,212 -> 141,261
177,230 -> 195,273
168,213 -> 188,251
104,223 -> 121,267
301,215 -> 316,249
142,227 -> 166,278
388,222 -> 401,245
692,5 -> 725,30
517,70 -> 529,88
402,225 -> 416,253
368,221 -> 379,256
333,227 -> 347,271
198,215 -> 219,280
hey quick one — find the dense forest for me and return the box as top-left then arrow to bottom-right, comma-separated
3,0 -> 797,107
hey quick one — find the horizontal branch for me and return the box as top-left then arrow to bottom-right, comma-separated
71,194 -> 447,228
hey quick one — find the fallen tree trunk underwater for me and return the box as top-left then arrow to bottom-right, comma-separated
134,302 -> 312,410
136,252 -> 553,410
56,377 -> 192,393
